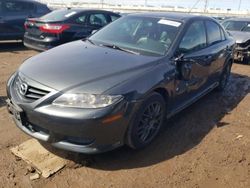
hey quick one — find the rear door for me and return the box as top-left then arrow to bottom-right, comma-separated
205,20 -> 229,82
68,12 -> 90,40
0,1 -> 36,39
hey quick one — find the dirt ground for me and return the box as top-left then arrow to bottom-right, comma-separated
0,42 -> 250,188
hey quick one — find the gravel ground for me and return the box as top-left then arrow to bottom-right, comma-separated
0,42 -> 250,188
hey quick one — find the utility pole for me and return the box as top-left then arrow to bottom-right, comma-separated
100,0 -> 104,8
145,0 -> 148,7
238,0 -> 242,11
204,0 -> 208,12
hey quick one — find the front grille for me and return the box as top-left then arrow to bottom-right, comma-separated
24,85 -> 49,100
15,75 -> 50,102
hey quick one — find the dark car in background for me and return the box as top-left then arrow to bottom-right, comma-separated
0,0 -> 50,41
222,18 -> 250,64
23,9 -> 121,51
7,13 -> 234,154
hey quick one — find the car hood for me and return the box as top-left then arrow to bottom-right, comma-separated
19,40 -> 161,93
228,31 -> 250,43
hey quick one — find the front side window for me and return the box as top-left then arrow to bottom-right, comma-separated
179,21 -> 206,53
89,16 -> 181,56
89,14 -> 108,27
206,21 -> 222,45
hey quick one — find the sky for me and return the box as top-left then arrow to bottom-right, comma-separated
44,0 -> 250,11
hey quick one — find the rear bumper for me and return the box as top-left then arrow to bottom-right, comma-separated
23,34 -> 61,51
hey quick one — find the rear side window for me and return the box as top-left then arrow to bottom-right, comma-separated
89,13 -> 108,26
179,21 -> 207,53
3,1 -> 35,12
41,9 -> 77,21
75,14 -> 87,24
206,21 -> 222,45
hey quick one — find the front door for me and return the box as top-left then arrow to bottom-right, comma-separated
172,20 -> 213,110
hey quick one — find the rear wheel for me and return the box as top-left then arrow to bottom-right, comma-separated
217,62 -> 232,91
126,93 -> 166,149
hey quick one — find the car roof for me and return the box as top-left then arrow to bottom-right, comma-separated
224,17 -> 250,22
54,8 -> 118,14
126,12 -> 211,22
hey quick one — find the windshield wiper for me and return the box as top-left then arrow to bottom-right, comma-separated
100,43 -> 140,55
85,38 -> 95,45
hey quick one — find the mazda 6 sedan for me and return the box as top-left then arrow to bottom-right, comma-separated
6,13 -> 234,154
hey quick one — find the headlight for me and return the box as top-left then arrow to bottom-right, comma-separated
52,93 -> 123,108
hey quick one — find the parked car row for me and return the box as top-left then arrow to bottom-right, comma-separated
0,0 -> 121,50
23,9 -> 121,51
6,12 -> 235,154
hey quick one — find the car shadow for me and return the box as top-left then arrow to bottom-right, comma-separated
0,96 -> 7,108
41,72 -> 250,170
0,41 -> 28,53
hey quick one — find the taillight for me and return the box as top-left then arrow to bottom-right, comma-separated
24,22 -> 28,30
24,19 -> 36,30
39,24 -> 70,34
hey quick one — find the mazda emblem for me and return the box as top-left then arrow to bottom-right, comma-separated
19,83 -> 28,96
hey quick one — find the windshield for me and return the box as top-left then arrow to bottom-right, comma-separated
40,9 -> 77,21
222,20 -> 250,32
89,16 -> 181,56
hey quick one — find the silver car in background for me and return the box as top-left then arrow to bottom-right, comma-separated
222,18 -> 250,64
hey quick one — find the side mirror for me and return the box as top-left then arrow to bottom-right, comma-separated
175,55 -> 194,81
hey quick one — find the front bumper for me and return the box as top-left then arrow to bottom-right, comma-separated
6,74 -> 137,154
233,43 -> 250,61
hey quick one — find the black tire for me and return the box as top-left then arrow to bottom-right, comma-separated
216,62 -> 232,91
126,92 -> 166,149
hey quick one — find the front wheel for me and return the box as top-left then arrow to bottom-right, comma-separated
217,62 -> 232,91
126,93 -> 166,149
